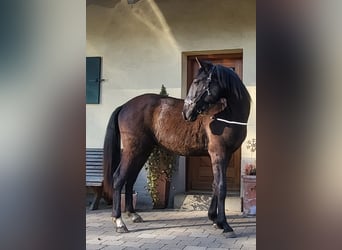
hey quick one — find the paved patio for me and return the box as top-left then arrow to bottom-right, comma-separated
86,208 -> 256,250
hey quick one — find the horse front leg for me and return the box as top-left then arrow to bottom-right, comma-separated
208,171 -> 219,223
210,154 -> 236,237
208,194 -> 218,223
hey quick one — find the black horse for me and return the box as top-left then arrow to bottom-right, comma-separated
103,59 -> 251,237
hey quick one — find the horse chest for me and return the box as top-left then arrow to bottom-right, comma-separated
155,122 -> 208,156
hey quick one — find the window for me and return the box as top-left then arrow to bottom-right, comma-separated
86,57 -> 102,104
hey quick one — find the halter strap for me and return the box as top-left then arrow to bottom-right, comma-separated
205,65 -> 216,96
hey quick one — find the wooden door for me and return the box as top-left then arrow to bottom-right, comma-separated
186,53 -> 243,193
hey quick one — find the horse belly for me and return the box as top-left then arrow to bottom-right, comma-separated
161,133 -> 207,156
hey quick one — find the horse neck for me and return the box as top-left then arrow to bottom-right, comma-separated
214,66 -> 251,122
219,88 -> 250,123
227,99 -> 250,122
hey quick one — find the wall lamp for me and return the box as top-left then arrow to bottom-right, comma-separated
127,0 -> 140,4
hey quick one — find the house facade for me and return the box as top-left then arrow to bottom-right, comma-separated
86,0 -> 256,209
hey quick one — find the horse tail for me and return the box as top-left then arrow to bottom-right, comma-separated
103,105 -> 123,197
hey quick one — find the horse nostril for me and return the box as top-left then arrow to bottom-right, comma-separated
182,111 -> 192,121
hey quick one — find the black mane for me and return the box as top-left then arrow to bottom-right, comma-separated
215,64 -> 251,104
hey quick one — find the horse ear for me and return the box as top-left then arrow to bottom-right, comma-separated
199,60 -> 213,73
195,57 -> 202,68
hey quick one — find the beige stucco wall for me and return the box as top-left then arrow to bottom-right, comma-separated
87,0 -> 255,144
86,0 -> 255,201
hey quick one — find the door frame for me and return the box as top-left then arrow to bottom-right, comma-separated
181,49 -> 244,193
181,49 -> 243,98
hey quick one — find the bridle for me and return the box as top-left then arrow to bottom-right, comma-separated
184,65 -> 216,107
204,65 -> 216,97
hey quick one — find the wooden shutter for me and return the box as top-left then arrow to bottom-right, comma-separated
86,57 -> 101,104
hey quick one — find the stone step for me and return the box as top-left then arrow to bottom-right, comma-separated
173,193 -> 242,212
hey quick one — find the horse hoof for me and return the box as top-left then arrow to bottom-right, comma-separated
116,226 -> 129,233
132,214 -> 143,223
113,217 -> 129,233
213,223 -> 223,229
223,230 -> 237,238
127,212 -> 144,223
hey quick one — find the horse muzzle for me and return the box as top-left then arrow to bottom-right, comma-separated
182,110 -> 197,122
182,100 -> 198,122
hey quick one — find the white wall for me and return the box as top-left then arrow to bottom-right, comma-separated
87,0 -> 256,205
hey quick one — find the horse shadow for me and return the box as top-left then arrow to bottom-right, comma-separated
126,216 -> 256,236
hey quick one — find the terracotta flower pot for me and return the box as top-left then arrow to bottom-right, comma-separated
242,175 -> 256,215
153,177 -> 170,209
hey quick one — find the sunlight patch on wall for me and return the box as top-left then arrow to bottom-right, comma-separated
131,0 -> 179,53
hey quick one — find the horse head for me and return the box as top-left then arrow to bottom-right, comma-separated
182,59 -> 222,121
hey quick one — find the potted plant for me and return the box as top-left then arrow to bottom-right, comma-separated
242,138 -> 256,215
144,85 -> 177,208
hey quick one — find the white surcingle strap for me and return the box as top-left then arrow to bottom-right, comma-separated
211,117 -> 248,126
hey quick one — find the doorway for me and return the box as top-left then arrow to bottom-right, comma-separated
185,52 -> 243,194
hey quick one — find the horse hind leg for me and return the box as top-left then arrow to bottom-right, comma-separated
125,170 -> 144,223
111,166 -> 129,233
112,148 -> 152,232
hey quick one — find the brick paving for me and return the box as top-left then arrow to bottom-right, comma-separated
86,209 -> 256,250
